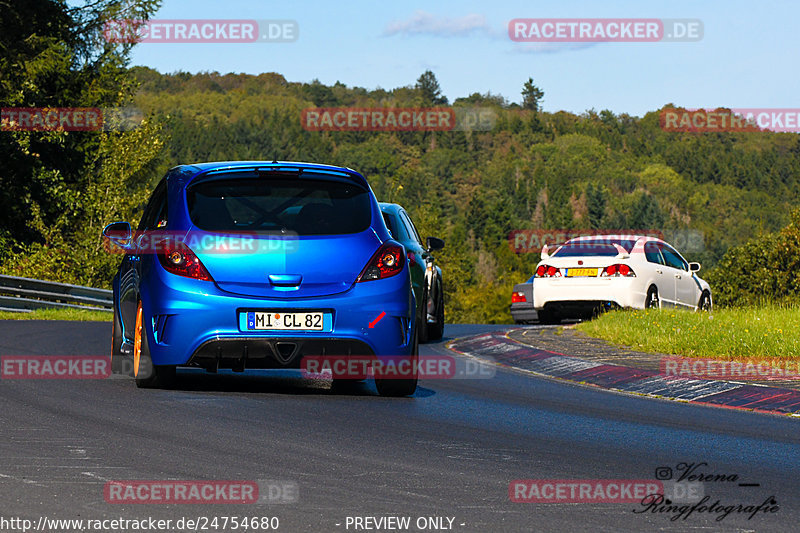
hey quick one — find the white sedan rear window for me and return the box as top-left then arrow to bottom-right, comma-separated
553,239 -> 637,257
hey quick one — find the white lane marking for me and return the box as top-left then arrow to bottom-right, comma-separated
82,471 -> 113,482
0,473 -> 41,485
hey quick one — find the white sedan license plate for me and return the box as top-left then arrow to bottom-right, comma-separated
566,268 -> 598,277
247,311 -> 324,331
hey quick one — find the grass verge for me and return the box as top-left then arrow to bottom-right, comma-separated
575,306 -> 800,362
0,308 -> 111,321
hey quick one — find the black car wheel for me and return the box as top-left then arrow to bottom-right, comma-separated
110,298 -> 132,376
645,286 -> 660,309
698,291 -> 712,312
426,279 -> 445,341
418,285 -> 429,343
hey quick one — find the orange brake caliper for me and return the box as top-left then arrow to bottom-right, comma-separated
133,302 -> 143,377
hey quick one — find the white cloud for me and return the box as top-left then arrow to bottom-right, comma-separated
383,11 -> 493,38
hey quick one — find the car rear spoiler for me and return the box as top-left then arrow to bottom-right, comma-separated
188,165 -> 369,189
613,243 -> 630,259
541,242 -> 630,260
540,242 -> 566,260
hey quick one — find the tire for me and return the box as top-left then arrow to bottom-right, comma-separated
133,300 -> 176,389
375,326 -> 418,397
110,300 -> 131,376
698,291 -> 712,312
537,308 -> 561,325
426,280 -> 445,341
418,286 -> 429,343
645,286 -> 660,309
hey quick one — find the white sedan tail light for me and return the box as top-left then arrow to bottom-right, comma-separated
535,265 -> 562,278
600,264 -> 636,277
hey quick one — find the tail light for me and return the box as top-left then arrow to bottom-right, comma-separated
535,265 -> 562,278
157,241 -> 213,281
357,242 -> 405,282
601,263 -> 636,277
512,291 -> 526,303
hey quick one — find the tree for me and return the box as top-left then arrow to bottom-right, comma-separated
627,192 -> 665,229
0,0 -> 164,285
453,92 -> 508,108
415,70 -> 448,106
586,184 -> 607,229
303,79 -> 338,106
521,78 -> 544,112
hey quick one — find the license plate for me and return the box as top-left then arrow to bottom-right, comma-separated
566,268 -> 598,277
246,311 -> 324,331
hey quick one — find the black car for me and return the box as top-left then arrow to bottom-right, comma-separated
379,203 -> 445,342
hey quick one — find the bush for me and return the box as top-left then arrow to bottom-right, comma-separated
707,209 -> 800,307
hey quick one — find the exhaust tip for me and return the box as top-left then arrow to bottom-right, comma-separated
274,342 -> 297,363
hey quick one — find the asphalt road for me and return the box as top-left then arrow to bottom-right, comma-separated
1,320 -> 800,532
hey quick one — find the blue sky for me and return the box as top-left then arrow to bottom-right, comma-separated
127,0 -> 798,116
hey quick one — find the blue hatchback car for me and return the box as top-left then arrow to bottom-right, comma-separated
103,161 -> 418,396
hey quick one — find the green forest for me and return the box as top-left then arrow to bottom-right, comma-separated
3,1 -> 800,322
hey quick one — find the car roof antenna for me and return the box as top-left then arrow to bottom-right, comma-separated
272,156 -> 278,163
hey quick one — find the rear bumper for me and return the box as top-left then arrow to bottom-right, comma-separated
539,300 -> 619,318
137,256 -> 415,366
533,277 -> 646,315
188,337 -> 375,371
510,303 -> 537,323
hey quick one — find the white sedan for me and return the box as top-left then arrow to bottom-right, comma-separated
532,235 -> 712,323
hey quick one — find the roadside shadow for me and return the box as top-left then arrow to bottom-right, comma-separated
147,369 -> 436,399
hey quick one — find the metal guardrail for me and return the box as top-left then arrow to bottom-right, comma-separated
0,274 -> 112,313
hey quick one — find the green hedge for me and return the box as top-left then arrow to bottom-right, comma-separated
707,209 -> 800,307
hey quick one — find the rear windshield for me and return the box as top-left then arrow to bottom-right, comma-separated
187,177 -> 371,235
552,239 -> 637,257
382,212 -> 398,239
